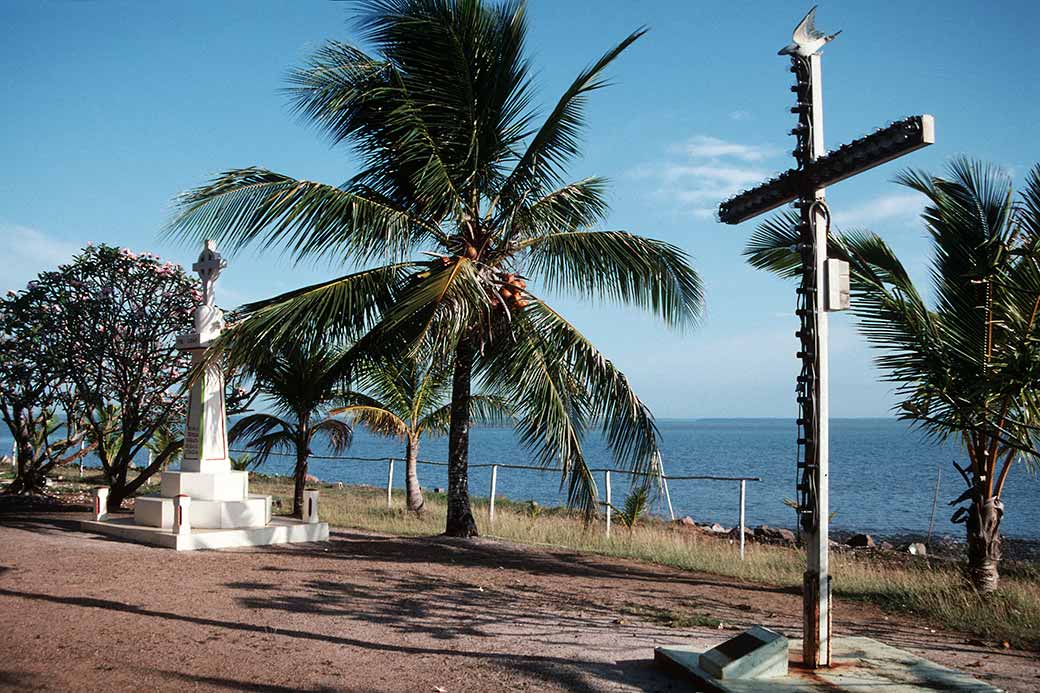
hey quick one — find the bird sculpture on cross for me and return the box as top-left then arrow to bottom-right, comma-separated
779,6 -> 841,57
719,7 -> 934,669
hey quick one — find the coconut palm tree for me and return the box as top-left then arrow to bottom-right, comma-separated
228,343 -> 353,518
333,355 -> 510,513
170,0 -> 703,536
745,158 -> 1040,592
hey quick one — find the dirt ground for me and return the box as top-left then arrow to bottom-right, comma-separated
0,509 -> 1037,692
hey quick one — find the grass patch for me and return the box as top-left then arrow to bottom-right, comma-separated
620,602 -> 723,629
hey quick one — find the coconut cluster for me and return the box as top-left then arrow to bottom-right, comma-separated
434,252 -> 528,312
497,273 -> 527,310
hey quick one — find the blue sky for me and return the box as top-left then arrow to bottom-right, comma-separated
2,1 -> 1036,418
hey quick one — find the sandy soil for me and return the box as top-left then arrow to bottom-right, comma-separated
0,508 -> 1037,692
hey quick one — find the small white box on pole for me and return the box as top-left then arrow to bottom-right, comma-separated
825,258 -> 850,311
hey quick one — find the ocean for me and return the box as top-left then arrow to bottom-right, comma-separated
5,418 -> 1039,540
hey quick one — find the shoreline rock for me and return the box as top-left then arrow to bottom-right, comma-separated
846,533 -> 875,549
754,524 -> 797,546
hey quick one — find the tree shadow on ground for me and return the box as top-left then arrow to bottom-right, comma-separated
276,528 -> 798,596
0,586 -> 682,692
241,530 -> 1031,668
0,511 -> 87,535
137,669 -> 343,693
5,510 -> 1031,687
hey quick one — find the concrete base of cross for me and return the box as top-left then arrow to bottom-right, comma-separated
656,634 -> 1002,692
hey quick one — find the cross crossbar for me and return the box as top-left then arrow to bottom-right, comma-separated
719,115 -> 934,225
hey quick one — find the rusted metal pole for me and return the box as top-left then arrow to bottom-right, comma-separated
799,53 -> 832,668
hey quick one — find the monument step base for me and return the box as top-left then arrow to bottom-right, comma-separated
179,458 -> 232,474
656,637 -> 1002,692
160,469 -> 249,501
80,516 -> 329,551
134,494 -> 271,529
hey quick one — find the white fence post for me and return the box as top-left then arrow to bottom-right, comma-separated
489,464 -> 498,523
604,470 -> 612,538
386,459 -> 394,509
739,479 -> 747,561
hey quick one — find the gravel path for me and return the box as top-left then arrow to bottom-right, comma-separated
0,510 -> 1035,692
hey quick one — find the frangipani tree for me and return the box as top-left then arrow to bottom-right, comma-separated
53,245 -> 199,511
745,158 -> 1040,592
334,355 -> 510,513
1,282 -> 91,494
171,0 -> 702,536
3,245 -> 197,507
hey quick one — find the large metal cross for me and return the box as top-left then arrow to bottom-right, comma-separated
718,10 -> 934,669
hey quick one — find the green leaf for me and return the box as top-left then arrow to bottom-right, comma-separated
169,168 -> 436,265
522,230 -> 703,328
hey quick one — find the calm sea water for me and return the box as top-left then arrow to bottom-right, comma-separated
5,418 -> 1038,539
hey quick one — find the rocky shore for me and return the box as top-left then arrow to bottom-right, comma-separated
672,515 -> 1040,563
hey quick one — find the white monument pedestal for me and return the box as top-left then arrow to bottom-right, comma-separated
80,516 -> 329,551
80,241 -> 328,551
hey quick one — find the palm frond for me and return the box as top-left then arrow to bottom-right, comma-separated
522,230 -> 703,328
311,417 -> 353,453
896,159 -> 1014,379
420,393 -> 513,436
348,356 -> 415,419
354,257 -> 488,361
495,28 -> 646,215
481,297 -> 663,517
611,486 -> 649,530
332,403 -> 408,438
481,305 -> 594,514
500,177 -> 610,240
205,263 -> 413,372
287,40 -> 394,149
525,300 -> 663,483
168,168 -> 436,265
348,0 -> 537,219
228,413 -> 295,467
744,209 -> 803,279
1018,165 -> 1040,242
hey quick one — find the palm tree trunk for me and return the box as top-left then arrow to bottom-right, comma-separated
966,495 -> 1004,592
445,339 -> 478,537
405,433 -> 425,514
292,448 -> 308,519
293,416 -> 310,519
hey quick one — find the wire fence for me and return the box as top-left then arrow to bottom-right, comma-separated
230,449 -> 762,559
